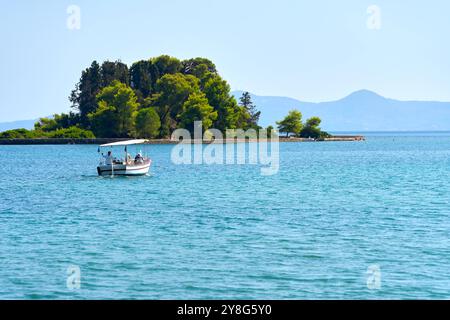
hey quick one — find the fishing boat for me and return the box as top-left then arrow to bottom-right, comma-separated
97,139 -> 151,176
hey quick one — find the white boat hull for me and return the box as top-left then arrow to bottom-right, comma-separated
97,159 -> 151,176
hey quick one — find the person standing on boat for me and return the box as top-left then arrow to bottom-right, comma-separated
103,151 -> 113,165
135,152 -> 144,164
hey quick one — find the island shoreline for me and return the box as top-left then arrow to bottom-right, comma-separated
0,136 -> 364,145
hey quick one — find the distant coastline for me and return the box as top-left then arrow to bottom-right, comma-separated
0,136 -> 364,145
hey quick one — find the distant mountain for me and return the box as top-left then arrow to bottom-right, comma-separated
232,90 -> 450,131
3,90 -> 450,132
0,118 -> 36,132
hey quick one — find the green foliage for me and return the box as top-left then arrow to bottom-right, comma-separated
276,110 -> 303,137
179,92 -> 217,133
135,107 -> 161,138
89,80 -> 139,137
299,125 -> 321,139
159,116 -> 171,139
34,117 -> 58,132
276,112 -> 329,139
46,126 -> 95,138
130,60 -> 153,99
0,128 -> 45,139
201,76 -> 253,132
202,75 -> 236,131
54,112 -> 81,129
266,125 -> 276,138
22,55 -> 261,139
2,55 -> 335,141
153,73 -> 200,135
299,116 -> 321,138
2,54 -> 337,141
33,112 -> 81,133
88,104 -> 117,138
181,57 -> 217,84
151,55 -> 181,77
229,102 -> 251,130
299,116 -> 330,139
69,60 -> 102,127
67,55 -> 254,138
305,116 -> 321,128
0,125 -> 95,139
101,60 -> 129,87
239,91 -> 261,129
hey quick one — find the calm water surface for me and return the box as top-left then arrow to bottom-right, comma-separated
1,133 -> 450,299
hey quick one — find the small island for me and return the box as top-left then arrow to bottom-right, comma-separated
0,55 -> 363,144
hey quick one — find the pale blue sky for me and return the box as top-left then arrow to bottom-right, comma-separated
1,0 -> 449,121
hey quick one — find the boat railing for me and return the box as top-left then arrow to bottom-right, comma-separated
98,157 -> 150,166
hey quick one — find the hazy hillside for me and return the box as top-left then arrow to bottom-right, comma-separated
232,90 -> 450,131
0,119 -> 36,132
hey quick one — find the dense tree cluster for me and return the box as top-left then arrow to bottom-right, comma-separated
276,110 -> 329,139
58,55 -> 259,138
0,55 -> 331,140
0,56 -> 263,139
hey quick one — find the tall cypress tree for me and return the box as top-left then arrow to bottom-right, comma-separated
130,60 -> 153,99
101,60 -> 129,87
69,61 -> 101,128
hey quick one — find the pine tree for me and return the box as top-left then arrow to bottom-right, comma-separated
239,92 -> 260,128
69,61 -> 102,128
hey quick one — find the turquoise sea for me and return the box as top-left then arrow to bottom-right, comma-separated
1,133 -> 450,299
